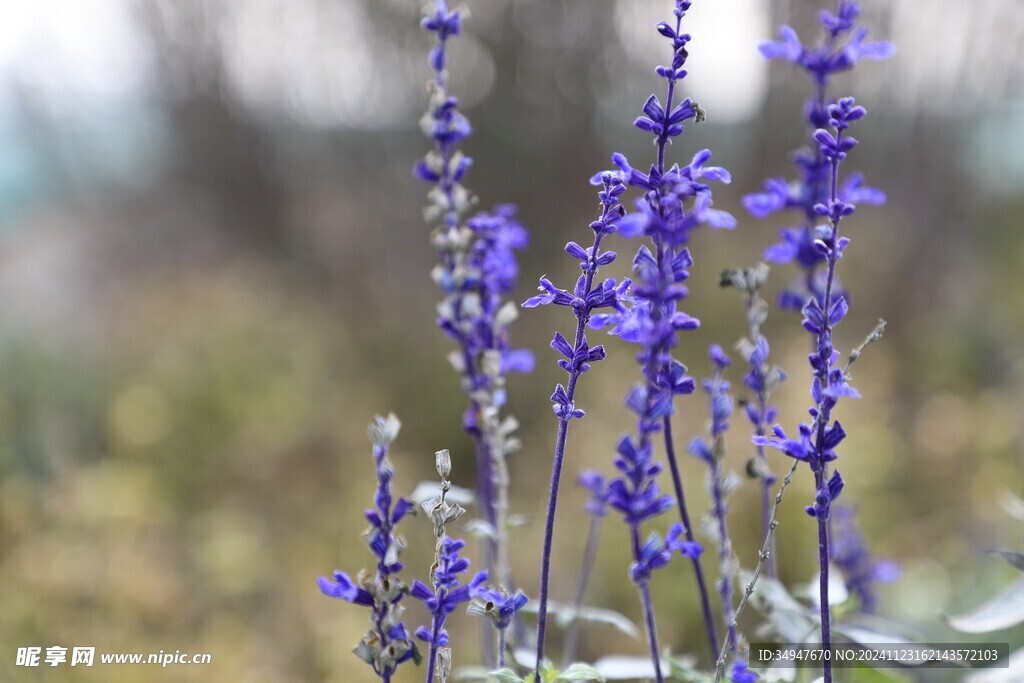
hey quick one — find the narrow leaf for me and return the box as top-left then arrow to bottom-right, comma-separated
944,578 -> 1024,633
488,669 -> 524,683
558,663 -> 605,681
990,549 -> 1024,572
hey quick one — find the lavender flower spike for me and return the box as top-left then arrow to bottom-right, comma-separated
523,171 -> 629,674
467,585 -> 529,668
831,504 -> 899,613
417,0 -> 532,617
690,346 -> 740,657
316,414 -> 420,682
744,0 -> 893,312
754,96 -> 876,683
412,449 -> 487,683
721,264 -> 786,577
591,0 -> 733,660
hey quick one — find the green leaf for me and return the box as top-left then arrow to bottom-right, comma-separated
464,518 -> 498,541
834,621 -> 938,668
944,577 -> 1024,633
742,572 -> 816,643
557,663 -> 605,681
998,491 -> 1024,522
845,664 -> 911,682
667,657 -> 712,682
454,665 -> 491,681
488,669 -> 524,683
520,600 -> 640,639
990,549 -> 1024,572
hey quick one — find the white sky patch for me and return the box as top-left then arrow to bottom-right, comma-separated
218,0 -> 494,129
886,0 -> 1024,109
0,0 -> 152,106
613,0 -> 769,124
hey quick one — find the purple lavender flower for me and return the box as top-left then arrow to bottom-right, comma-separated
744,1 -> 893,311
589,0 -> 734,665
689,346 -> 740,656
316,414 -> 420,681
467,585 -> 529,667
754,97 -> 878,683
729,660 -> 759,683
573,2 -> 737,675
417,0 -> 532,630
522,169 -> 629,673
721,265 -> 787,577
413,449 -> 487,682
831,505 -> 899,613
411,538 -> 487,678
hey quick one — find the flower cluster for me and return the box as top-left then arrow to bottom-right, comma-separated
831,505 -> 899,613
754,98 -> 869,515
524,170 -> 630,423
689,347 -> 740,655
744,0 -> 892,309
523,169 -> 630,673
578,470 -> 610,518
417,0 -> 533,587
729,661 -> 759,683
412,449 -> 487,683
317,415 -> 420,681
721,264 -> 787,575
412,537 -> 486,647
753,93 -> 877,683
467,584 -> 530,668
574,2 -> 735,677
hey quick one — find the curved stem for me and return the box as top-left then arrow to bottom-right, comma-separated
816,473 -> 833,683
534,229 -> 606,676
563,514 -> 603,664
709,453 -> 737,655
425,613 -> 442,683
809,128 -> 845,683
632,526 -> 665,683
535,414 -> 572,675
663,416 -> 719,658
714,460 -> 800,683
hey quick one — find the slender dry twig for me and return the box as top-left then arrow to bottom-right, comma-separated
713,318 -> 886,681
714,459 -> 800,683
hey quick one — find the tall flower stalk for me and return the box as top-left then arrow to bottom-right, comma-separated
316,415 -> 420,682
744,0 -> 893,312
746,7 -> 893,680
562,471 -> 610,664
754,96 -> 876,683
416,0 -> 533,620
689,346 -> 740,655
592,0 -> 734,660
522,172 -> 630,673
721,265 -> 786,577
411,449 -> 487,683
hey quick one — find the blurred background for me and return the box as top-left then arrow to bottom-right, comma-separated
0,0 -> 1022,681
